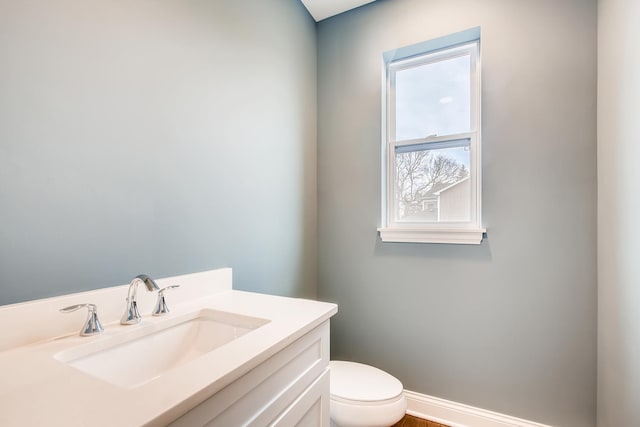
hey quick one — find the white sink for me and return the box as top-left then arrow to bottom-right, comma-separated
54,309 -> 269,389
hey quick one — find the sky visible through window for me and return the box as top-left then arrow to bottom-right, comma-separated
395,54 -> 471,168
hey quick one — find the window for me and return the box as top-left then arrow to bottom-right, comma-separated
379,29 -> 485,244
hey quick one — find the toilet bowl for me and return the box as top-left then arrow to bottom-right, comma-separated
329,361 -> 407,427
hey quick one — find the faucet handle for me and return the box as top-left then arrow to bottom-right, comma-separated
60,303 -> 104,336
152,285 -> 180,316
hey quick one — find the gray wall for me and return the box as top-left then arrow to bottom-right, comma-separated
597,0 -> 640,425
317,1 -> 597,426
0,0 -> 317,305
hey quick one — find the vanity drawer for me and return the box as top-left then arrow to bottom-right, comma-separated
169,320 -> 330,427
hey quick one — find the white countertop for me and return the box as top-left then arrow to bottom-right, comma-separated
0,270 -> 337,427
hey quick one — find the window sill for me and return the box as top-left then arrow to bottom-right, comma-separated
377,227 -> 486,245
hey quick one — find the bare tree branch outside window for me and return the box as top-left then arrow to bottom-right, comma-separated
395,150 -> 469,219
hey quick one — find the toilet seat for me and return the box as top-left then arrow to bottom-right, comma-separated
330,361 -> 404,403
329,361 -> 407,427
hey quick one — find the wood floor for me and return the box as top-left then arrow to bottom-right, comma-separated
392,414 -> 450,427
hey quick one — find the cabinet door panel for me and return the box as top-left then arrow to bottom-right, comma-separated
169,321 -> 330,427
270,369 -> 330,427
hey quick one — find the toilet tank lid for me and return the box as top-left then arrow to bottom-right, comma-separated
329,361 -> 404,402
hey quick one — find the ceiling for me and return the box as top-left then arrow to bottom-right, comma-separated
300,0 -> 376,21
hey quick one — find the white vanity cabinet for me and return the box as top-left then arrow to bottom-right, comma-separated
0,269 -> 338,427
169,320 -> 331,427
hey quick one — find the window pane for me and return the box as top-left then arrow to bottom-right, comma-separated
394,143 -> 471,222
395,54 -> 471,141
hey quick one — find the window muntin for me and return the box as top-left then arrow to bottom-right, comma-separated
381,38 -> 483,243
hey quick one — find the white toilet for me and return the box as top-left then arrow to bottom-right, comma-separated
329,361 -> 407,427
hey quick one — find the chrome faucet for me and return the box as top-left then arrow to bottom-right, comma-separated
60,303 -> 104,336
152,285 -> 180,316
121,274 -> 160,325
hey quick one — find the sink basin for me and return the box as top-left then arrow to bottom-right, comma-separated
54,309 -> 269,389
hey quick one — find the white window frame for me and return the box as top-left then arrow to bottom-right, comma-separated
378,33 -> 486,244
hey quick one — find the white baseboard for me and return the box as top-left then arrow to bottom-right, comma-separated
404,390 -> 553,427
